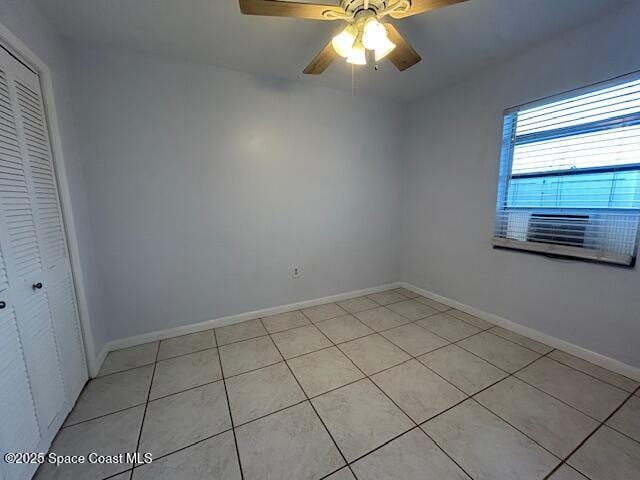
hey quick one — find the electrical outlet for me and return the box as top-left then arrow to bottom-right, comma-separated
292,265 -> 301,279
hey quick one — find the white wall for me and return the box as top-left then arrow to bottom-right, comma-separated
0,0 -> 107,368
67,46 -> 402,342
401,1 -> 640,368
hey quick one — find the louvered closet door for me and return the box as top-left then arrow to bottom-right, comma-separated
0,52 -> 45,480
0,47 -> 87,480
11,56 -> 87,403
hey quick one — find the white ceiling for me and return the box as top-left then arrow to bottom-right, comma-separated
35,0 -> 629,102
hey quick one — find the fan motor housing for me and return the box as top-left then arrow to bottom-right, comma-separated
340,0 -> 389,15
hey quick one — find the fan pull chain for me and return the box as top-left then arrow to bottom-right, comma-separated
351,64 -> 355,96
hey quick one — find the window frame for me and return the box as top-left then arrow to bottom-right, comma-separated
493,71 -> 640,267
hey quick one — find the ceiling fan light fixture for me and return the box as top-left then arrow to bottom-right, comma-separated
240,0 -> 457,75
346,41 -> 367,65
362,18 -> 388,50
332,24 -> 358,58
374,36 -> 396,61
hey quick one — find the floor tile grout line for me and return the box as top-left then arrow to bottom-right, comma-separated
316,310 -> 372,322
146,376 -> 223,403
217,331 -> 268,348
129,341 -> 160,477
301,307 -> 349,323
157,363 -> 625,471
263,308 -> 634,464
468,349 -> 640,477
97,293 -> 637,476
415,304 -> 638,391
260,317 -> 360,480
61,401 -> 149,430
231,398 -> 309,430
330,332 -> 476,480
102,469 -> 133,480
218,312 -> 636,396
97,319 -> 624,434
366,338 -> 565,474
488,326 -> 555,356
602,424 -> 640,447
463,348 -> 616,445
222,358 -> 284,380
94,360 -> 156,379
105,290 -> 638,388
412,315 -> 490,345
156,327 -> 217,344
542,385 -> 640,480
105,323 -> 637,400
127,426 -> 234,467
300,347 -> 456,402
583,389 -> 640,447
541,354 -> 639,393
106,365 -> 634,480
141,351 -> 636,480
312,295 -> 633,392
155,343 -> 218,363
415,430 -> 476,480
90,296 -> 401,477
378,320 -> 455,352
97,298 -> 487,376
510,356 -> 633,426
368,326 -> 470,398
333,321 -> 607,477
270,323 -> 334,359
344,316 -> 573,471
52,291 -> 636,480
310,297 -> 590,464
342,424 -> 424,467
73,371 -> 235,424
212,329 -> 245,480
452,333 -> 542,376
466,348 -> 640,448
467,398 -> 564,463
117,368 -> 317,472
317,465 -> 355,480
315,316 -> 378,344
365,293 -> 411,307
318,314 -> 468,470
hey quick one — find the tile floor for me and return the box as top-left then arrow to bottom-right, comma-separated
36,288 -> 640,480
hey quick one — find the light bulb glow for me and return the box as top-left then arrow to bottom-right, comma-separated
332,25 -> 357,58
374,36 -> 396,61
346,42 -> 367,65
362,19 -> 388,51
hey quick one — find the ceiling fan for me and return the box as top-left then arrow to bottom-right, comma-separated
239,0 -> 467,74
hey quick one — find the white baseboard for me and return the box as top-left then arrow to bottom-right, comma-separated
398,282 -> 640,382
94,280 -> 640,383
94,282 -> 401,376
91,344 -> 109,377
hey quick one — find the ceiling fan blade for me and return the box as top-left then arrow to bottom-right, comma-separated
385,24 -> 421,71
390,0 -> 468,19
303,41 -> 338,75
239,0 -> 344,20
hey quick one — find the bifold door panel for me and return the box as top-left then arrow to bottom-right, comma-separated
0,46 -> 87,480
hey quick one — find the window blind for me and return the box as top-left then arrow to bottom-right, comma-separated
493,74 -> 640,266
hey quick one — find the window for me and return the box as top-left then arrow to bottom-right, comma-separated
493,74 -> 640,266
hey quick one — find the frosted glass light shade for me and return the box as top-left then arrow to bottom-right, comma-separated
374,36 -> 396,61
346,43 -> 367,65
362,19 -> 387,50
332,25 -> 357,58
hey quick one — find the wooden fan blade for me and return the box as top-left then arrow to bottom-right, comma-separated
385,24 -> 421,71
390,0 -> 468,19
239,0 -> 344,20
303,41 -> 338,74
